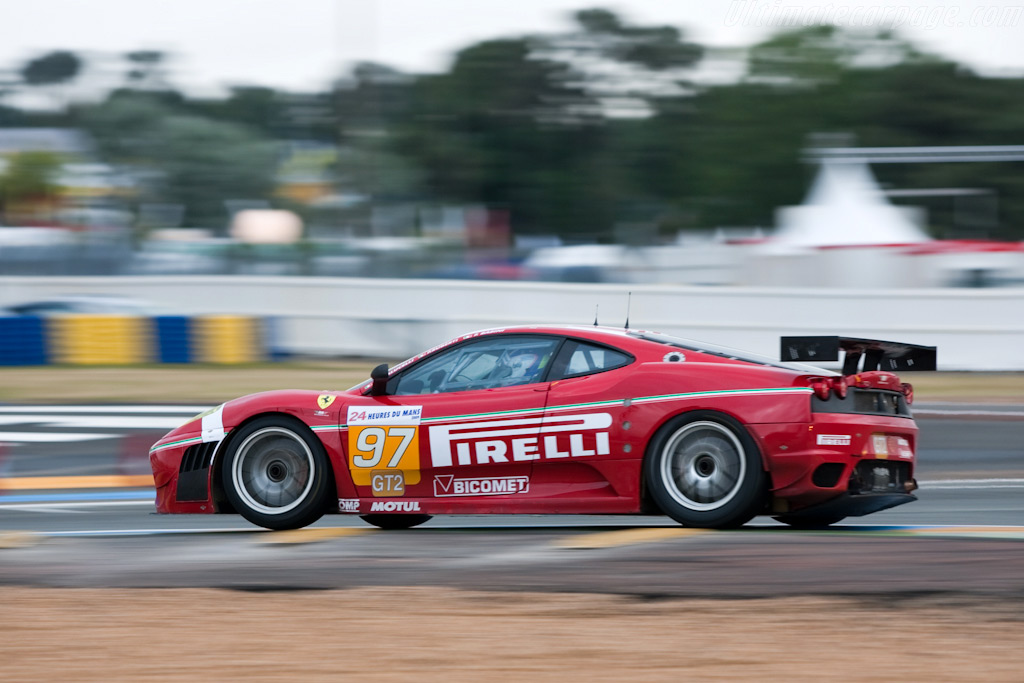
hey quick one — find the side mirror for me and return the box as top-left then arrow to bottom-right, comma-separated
370,363 -> 389,396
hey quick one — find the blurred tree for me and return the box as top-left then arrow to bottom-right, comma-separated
396,9 -> 706,240
645,25 -> 1024,238
125,51 -> 169,90
0,103 -> 30,126
3,19 -> 1022,241
0,151 -> 62,219
746,25 -> 929,85
195,86 -> 338,141
398,38 -> 605,237
80,91 -> 171,160
19,50 -> 82,110
0,68 -> 17,104
566,8 -> 703,84
337,62 -> 417,131
149,115 -> 278,228
837,60 -> 1024,239
21,50 -> 81,87
199,86 -> 287,136
81,91 -> 278,229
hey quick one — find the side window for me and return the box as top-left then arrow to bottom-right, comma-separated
556,340 -> 632,379
392,335 -> 561,395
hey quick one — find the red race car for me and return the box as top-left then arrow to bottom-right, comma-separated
150,326 -> 935,530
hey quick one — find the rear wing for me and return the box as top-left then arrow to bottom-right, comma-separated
780,336 -> 937,374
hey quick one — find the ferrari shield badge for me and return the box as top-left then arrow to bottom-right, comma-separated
317,394 -> 337,410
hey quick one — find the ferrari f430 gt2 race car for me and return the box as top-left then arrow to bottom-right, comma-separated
150,326 -> 935,530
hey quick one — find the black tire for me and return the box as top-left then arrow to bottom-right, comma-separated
220,415 -> 333,530
644,411 -> 767,529
774,513 -> 846,529
360,514 -> 432,530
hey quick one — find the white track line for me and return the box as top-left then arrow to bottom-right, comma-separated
42,527 -> 260,537
30,524 -> 1024,539
915,409 -> 1024,418
919,478 -> 1024,489
0,406 -> 210,414
0,415 -> 187,429
0,432 -> 117,443
0,501 -> 154,511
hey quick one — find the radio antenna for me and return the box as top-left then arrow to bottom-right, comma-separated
594,304 -> 599,326
624,292 -> 631,329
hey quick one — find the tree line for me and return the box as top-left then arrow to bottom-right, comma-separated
1,9 -> 1022,240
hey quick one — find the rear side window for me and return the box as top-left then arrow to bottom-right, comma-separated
554,340 -> 632,379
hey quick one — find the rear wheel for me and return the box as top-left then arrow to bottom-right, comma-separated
221,416 -> 333,530
360,514 -> 432,530
645,412 -> 767,529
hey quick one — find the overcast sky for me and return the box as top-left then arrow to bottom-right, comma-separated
2,0 -> 1023,95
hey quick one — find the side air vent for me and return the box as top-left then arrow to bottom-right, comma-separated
812,463 -> 847,488
177,442 -> 217,502
179,442 -> 216,473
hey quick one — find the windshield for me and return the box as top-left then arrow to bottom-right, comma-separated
630,331 -> 834,375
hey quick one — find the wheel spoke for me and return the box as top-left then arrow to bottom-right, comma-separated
232,426 -> 316,516
659,421 -> 748,512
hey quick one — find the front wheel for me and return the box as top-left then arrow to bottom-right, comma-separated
221,416 -> 333,530
644,412 -> 767,529
360,514 -> 432,530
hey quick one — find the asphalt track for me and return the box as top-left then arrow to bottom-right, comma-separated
1,403 -> 1022,598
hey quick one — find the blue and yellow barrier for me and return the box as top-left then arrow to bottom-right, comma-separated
192,315 -> 264,364
49,315 -> 153,364
0,314 -> 269,365
155,316 -> 192,363
0,316 -> 47,365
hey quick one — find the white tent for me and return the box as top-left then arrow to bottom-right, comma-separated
771,160 -> 930,250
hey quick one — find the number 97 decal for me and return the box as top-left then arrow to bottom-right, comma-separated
347,405 -> 423,488
353,425 -> 418,468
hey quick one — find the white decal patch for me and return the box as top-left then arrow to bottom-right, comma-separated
338,499 -> 360,513
434,475 -> 530,497
201,405 -> 225,443
428,412 -> 612,467
369,500 -> 421,512
348,405 -> 423,426
817,434 -> 851,446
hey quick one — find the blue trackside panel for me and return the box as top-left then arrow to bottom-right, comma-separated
155,316 -> 192,364
0,316 -> 48,365
265,316 -> 290,360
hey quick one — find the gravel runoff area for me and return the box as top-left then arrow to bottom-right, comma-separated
3,587 -> 1024,681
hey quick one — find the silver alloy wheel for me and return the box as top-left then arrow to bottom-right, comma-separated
659,421 -> 747,511
231,426 -> 315,515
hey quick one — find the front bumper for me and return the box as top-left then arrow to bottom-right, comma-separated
150,435 -> 219,514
